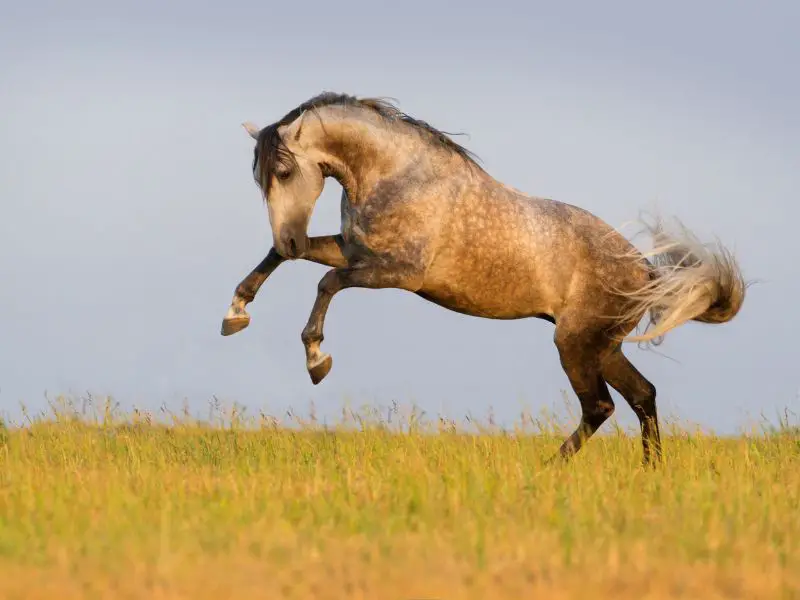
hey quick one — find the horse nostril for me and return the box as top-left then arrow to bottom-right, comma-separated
289,237 -> 297,256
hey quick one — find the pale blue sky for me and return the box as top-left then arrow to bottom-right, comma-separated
1,0 -> 798,432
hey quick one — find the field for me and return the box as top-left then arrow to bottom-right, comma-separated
0,397 -> 798,600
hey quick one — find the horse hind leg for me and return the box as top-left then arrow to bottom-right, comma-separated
601,349 -> 662,466
548,318 -> 617,462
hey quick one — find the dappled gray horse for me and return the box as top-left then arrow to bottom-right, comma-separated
221,92 -> 746,465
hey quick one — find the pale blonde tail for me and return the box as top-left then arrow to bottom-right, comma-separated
616,216 -> 747,345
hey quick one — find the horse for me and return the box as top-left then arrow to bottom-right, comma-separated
220,92 -> 747,466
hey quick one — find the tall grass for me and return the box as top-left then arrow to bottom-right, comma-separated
0,395 -> 797,599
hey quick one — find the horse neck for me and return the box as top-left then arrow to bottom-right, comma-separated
311,110 -> 439,203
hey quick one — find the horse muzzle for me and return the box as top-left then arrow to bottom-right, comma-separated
278,229 -> 309,259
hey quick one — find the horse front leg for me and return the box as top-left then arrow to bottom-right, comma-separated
221,235 -> 348,336
300,264 -> 423,384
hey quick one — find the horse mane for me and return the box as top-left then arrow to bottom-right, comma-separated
252,92 -> 482,191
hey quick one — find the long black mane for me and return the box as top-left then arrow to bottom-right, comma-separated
252,92 -> 482,192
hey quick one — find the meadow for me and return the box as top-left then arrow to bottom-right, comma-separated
0,396 -> 798,599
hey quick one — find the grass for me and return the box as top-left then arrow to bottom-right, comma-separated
0,396 -> 798,599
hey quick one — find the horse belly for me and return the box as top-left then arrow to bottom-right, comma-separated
418,250 -> 559,320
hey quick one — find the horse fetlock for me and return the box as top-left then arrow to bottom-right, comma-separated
300,327 -> 323,346
234,285 -> 256,304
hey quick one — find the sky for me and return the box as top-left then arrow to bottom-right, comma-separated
1,0 -> 798,433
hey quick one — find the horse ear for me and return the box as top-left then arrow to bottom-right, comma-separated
242,122 -> 260,139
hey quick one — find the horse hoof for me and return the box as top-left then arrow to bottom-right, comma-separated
308,354 -> 332,385
221,314 -> 251,336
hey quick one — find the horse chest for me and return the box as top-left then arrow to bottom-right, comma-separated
341,206 -> 368,246
341,204 -> 430,267
342,203 -> 391,248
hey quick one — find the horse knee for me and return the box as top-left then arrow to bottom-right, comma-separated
585,398 -> 615,428
317,270 -> 341,295
631,380 -> 657,418
641,380 -> 657,406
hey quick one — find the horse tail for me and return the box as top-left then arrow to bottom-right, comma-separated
613,216 -> 748,345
